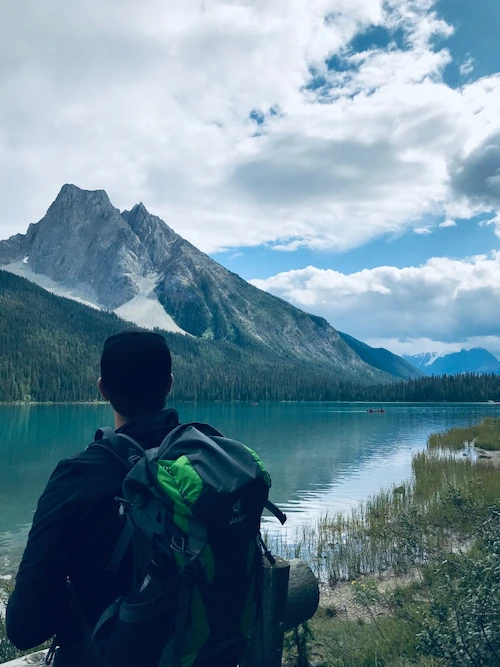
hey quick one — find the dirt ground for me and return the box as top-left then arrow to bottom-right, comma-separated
475,447 -> 500,467
318,569 -> 419,622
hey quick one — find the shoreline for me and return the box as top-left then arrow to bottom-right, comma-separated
1,400 -> 500,406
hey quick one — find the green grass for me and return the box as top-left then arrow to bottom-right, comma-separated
306,612 -> 442,667
428,417 -> 500,451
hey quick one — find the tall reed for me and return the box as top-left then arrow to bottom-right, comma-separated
267,439 -> 499,581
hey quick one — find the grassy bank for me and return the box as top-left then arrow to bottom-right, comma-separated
280,417 -> 500,666
428,417 -> 500,451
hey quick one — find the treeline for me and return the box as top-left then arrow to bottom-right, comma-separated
1,270 -> 499,404
351,373 -> 500,403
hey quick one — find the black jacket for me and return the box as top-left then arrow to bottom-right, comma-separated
6,408 -> 180,651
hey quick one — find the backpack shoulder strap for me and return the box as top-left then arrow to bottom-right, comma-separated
94,426 -> 116,442
89,428 -> 147,471
265,500 -> 287,525
89,428 -> 150,573
107,514 -> 135,574
94,427 -> 147,455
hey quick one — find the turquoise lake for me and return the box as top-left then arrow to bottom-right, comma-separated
1,402 -> 498,574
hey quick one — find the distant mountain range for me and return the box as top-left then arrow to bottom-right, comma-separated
404,348 -> 500,376
0,184 -> 419,386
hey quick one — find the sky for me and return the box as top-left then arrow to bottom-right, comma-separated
0,0 -> 499,357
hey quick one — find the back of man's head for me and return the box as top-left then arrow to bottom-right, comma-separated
100,327 -> 172,419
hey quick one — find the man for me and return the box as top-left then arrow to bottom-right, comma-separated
6,327 -> 178,664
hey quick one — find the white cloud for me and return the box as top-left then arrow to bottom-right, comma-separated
459,56 -> 475,78
0,0 -> 499,253
439,219 -> 457,228
414,226 -> 433,235
479,214 -> 500,239
250,252 -> 500,343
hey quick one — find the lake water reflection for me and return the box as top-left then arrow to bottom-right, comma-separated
1,401 -> 497,572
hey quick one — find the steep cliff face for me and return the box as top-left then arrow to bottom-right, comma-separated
0,184 -> 390,381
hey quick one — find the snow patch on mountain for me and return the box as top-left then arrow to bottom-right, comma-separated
3,260 -> 102,310
409,350 -> 454,367
5,261 -> 187,334
115,273 -> 187,334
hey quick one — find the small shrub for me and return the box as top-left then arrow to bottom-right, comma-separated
1,582 -> 19,663
418,506 -> 500,666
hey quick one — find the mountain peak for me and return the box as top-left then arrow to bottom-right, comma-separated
59,183 -> 85,195
123,201 -> 154,225
0,184 -> 144,308
121,202 -> 179,248
47,184 -> 116,221
56,183 -> 112,204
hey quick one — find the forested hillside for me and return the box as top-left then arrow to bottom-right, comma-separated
0,270 -> 380,402
353,373 -> 500,403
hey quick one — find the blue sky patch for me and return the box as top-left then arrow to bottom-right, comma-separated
349,24 -> 407,54
211,215 -> 500,281
325,53 -> 357,73
436,0 -> 500,88
249,106 -> 283,127
249,109 -> 265,125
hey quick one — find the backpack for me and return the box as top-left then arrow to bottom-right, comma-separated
84,422 -> 286,667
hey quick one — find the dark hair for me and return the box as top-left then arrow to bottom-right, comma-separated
100,327 -> 172,419
103,384 -> 169,420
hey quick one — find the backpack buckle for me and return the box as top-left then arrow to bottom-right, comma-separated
114,496 -> 132,519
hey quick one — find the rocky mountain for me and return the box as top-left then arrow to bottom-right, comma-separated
339,333 -> 424,380
404,348 -> 500,376
0,184 -> 392,383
